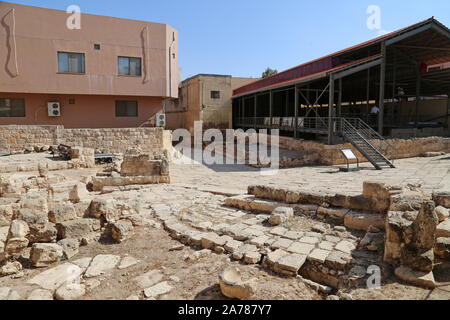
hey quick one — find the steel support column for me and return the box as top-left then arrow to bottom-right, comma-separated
366,68 -> 371,123
285,91 -> 289,117
447,94 -> 450,128
242,97 -> 245,123
378,42 -> 386,135
338,79 -> 342,118
294,86 -> 299,138
254,94 -> 257,127
269,90 -> 273,127
328,74 -> 335,145
415,69 -> 421,124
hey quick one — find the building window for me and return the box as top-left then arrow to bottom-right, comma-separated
115,100 -> 138,117
0,98 -> 25,117
118,57 -> 142,76
211,91 -> 221,99
58,52 -> 85,73
94,44 -> 101,50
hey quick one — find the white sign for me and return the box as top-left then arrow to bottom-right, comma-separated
341,149 -> 357,160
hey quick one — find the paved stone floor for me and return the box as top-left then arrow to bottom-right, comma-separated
0,153 -> 56,165
3,152 -> 449,196
171,153 -> 450,196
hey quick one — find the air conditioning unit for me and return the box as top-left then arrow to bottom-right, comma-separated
47,102 -> 61,117
156,113 -> 166,127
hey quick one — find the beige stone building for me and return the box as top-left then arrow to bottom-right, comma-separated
166,74 -> 258,132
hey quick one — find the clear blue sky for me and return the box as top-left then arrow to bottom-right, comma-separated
7,0 -> 450,80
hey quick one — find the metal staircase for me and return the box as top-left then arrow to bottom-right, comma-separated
338,118 -> 395,170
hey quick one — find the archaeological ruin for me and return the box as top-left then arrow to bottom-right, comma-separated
0,124 -> 449,301
1,2 -> 450,305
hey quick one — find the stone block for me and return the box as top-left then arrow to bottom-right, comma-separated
363,181 -> 402,200
48,202 -> 77,224
7,220 -> 29,239
224,240 -> 243,254
308,249 -> 331,264
395,266 -> 436,289
317,206 -> 349,219
324,250 -> 352,271
335,240 -> 356,254
244,252 -> 261,264
110,220 -> 134,243
437,220 -> 450,238
435,206 -> 449,223
271,238 -> 293,250
58,238 -> 80,259
433,192 -> 450,208
29,243 -> 63,267
344,211 -> 385,231
287,242 -> 315,255
56,218 -> 101,240
275,254 -> 307,275
0,205 -> 13,227
264,249 -> 288,268
121,154 -> 164,177
435,238 -> 450,259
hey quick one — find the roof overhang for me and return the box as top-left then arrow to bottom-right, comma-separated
232,55 -> 382,99
233,18 -> 450,98
386,20 -> 450,46
331,56 -> 382,80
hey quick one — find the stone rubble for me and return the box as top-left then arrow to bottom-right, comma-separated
143,281 -> 173,299
84,255 -> 121,278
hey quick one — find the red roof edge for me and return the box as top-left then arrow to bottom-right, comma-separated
233,54 -> 382,98
233,17 -> 438,97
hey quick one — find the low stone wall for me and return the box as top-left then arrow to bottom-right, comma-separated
0,125 -> 171,154
257,134 -> 450,166
90,154 -> 170,192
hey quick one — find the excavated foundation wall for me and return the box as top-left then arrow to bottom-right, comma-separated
256,134 -> 450,166
0,125 -> 172,155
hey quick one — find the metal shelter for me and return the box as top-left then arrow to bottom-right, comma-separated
232,18 -> 450,169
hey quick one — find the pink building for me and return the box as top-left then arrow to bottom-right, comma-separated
0,2 -> 179,128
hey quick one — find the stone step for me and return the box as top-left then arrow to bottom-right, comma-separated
247,185 -> 391,212
225,195 -> 385,232
224,195 -> 318,216
91,176 -> 170,192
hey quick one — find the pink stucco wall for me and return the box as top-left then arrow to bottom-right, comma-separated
0,2 -> 179,98
0,93 -> 163,128
0,2 -> 179,128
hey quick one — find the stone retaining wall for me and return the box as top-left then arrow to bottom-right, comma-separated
257,134 -> 450,165
0,125 -> 171,154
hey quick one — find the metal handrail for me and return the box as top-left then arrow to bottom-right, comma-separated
355,119 -> 395,161
341,119 -> 388,160
338,118 -> 394,162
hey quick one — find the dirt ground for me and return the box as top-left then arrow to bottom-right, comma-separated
77,228 -> 322,301
59,222 -> 450,300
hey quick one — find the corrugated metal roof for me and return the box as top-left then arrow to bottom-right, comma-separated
233,17 -> 450,97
